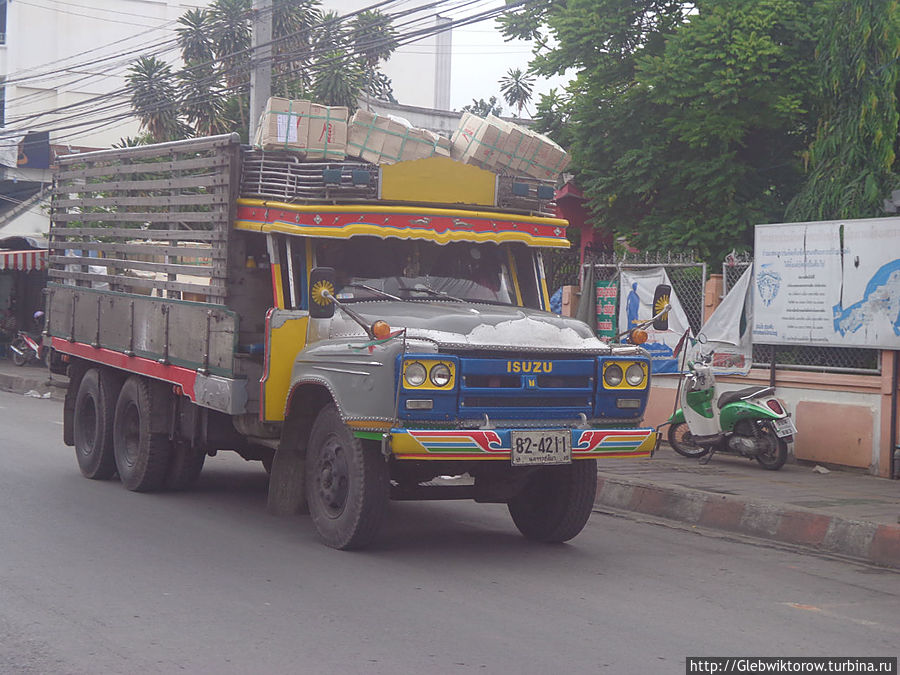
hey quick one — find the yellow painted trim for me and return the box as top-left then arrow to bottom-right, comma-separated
540,277 -> 551,311
261,313 -> 309,422
270,262 -> 285,309
602,360 -> 650,390
234,219 -> 569,248
237,198 -> 568,228
506,248 -> 523,306
402,358 -> 456,391
380,156 -> 497,206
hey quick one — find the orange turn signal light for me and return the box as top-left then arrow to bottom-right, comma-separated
372,320 -> 392,340
630,329 -> 649,345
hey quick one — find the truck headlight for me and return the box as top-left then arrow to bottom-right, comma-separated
604,364 -> 623,387
430,363 -> 452,387
625,363 -> 646,386
404,361 -> 427,387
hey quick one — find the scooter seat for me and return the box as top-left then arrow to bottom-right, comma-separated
717,386 -> 774,409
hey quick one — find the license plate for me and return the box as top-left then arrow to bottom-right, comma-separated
510,430 -> 571,466
772,417 -> 796,438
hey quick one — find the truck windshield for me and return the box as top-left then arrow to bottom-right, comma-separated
313,238 -> 517,305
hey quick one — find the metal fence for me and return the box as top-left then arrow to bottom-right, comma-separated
722,259 -> 880,374
541,249 -> 707,335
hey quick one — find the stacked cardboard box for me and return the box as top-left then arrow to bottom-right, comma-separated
347,110 -> 451,165
254,97 -> 348,160
451,113 -> 570,180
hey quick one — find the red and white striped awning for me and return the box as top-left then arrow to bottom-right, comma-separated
0,249 -> 47,271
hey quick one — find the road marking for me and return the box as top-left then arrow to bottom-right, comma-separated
783,603 -> 880,628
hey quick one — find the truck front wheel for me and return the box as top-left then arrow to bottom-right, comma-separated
73,368 -> 117,480
113,376 -> 172,492
507,459 -> 598,543
305,404 -> 389,550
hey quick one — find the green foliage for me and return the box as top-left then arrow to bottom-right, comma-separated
127,2 -> 398,143
787,0 -> 900,221
461,96 -> 503,117
501,0 -> 833,263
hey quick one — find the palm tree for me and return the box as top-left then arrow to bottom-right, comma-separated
176,9 -> 215,64
499,68 -> 535,118
126,56 -> 183,142
272,0 -> 322,94
209,0 -> 252,89
350,10 -> 398,104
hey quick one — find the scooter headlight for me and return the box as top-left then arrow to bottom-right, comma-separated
604,363 -> 623,387
625,363 -> 646,386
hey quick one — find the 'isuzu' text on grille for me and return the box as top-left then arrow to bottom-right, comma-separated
506,361 -> 553,373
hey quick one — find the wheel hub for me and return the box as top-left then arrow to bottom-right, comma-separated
317,435 -> 349,518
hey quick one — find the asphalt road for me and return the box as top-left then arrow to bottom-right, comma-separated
1,389 -> 898,675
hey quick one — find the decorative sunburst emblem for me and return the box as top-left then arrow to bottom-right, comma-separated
654,293 -> 670,318
311,279 -> 335,306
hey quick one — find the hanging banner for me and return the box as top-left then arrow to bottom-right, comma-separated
693,264 -> 753,375
619,268 -> 692,374
595,279 -> 618,339
753,218 -> 900,348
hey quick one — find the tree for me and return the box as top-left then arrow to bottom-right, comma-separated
126,56 -> 185,142
350,10 -> 398,102
461,96 -> 503,117
499,67 -> 535,117
500,0 -> 829,263
125,1 -> 397,143
786,0 -> 900,221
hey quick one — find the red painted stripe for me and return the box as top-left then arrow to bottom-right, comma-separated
52,338 -> 198,400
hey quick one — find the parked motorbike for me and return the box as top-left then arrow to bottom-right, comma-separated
9,329 -> 45,367
665,335 -> 796,470
9,311 -> 48,367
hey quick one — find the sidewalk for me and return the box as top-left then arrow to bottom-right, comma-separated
596,445 -> 900,570
0,355 -> 67,401
0,355 -> 897,569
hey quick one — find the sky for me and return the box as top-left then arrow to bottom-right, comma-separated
441,2 -> 571,116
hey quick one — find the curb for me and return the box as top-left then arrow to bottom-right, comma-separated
0,369 -> 67,401
595,473 -> 900,570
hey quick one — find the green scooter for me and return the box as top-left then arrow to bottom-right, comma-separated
665,335 -> 795,470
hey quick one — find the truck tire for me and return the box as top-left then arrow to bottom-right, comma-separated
165,441 -> 206,490
507,459 -> 598,543
73,368 -> 117,480
305,404 -> 389,550
113,376 -> 172,492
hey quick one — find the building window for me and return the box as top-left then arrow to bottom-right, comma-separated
0,1 -> 6,45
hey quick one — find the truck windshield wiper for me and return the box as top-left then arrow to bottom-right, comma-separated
342,283 -> 404,301
397,283 -> 466,303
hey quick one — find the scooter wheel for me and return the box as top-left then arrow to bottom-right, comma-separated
667,422 -> 710,458
10,337 -> 27,367
755,424 -> 788,470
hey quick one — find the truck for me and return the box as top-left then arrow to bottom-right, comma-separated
46,133 -> 659,549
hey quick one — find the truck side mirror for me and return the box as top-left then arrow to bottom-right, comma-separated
652,284 -> 671,331
309,267 -> 336,319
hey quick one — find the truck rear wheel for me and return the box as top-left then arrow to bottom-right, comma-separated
507,459 -> 598,543
113,376 -> 172,492
73,368 -> 117,480
305,404 -> 389,550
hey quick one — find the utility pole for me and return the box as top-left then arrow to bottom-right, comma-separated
249,0 -> 272,142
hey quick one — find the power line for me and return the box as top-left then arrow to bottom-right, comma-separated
1,0 -> 534,146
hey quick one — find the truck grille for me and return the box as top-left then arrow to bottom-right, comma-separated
458,358 -> 594,419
